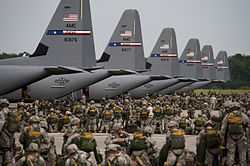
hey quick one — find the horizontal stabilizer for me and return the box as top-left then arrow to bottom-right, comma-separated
81,66 -> 104,71
150,75 -> 172,80
45,66 -> 84,74
136,69 -> 151,73
198,78 -> 209,81
178,77 -> 197,82
107,69 -> 137,75
212,80 -> 226,83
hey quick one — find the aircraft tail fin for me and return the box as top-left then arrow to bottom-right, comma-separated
0,0 -> 96,67
98,9 -> 146,71
215,51 -> 230,81
201,45 -> 216,80
146,28 -> 179,76
179,39 -> 203,79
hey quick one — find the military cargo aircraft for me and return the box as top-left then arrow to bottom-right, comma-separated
1,0 -> 133,100
175,48 -> 230,94
129,28 -> 184,98
88,10 -> 172,100
156,38 -> 202,95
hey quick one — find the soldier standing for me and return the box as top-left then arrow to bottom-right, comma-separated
159,121 -> 186,166
152,101 -> 163,133
140,102 -> 149,129
19,116 -> 50,157
0,111 -> 21,166
220,102 -> 250,166
63,129 -> 102,165
196,121 -> 221,166
85,100 -> 99,133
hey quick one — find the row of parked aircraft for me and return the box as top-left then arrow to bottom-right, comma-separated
0,0 -> 230,101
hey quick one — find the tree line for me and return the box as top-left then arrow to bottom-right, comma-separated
0,52 -> 249,90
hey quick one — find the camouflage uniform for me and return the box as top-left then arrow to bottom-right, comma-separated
196,121 -> 221,166
152,101 -> 163,133
112,105 -> 123,128
103,144 -> 133,166
65,144 -> 93,166
100,108 -> 113,133
62,117 -> 81,154
47,110 -> 59,133
0,111 -> 21,166
139,102 -> 149,129
194,114 -> 205,135
19,116 -> 50,156
64,129 -> 102,165
220,102 -> 250,165
127,132 -> 151,166
159,121 -> 186,166
104,124 -> 130,152
85,100 -> 99,132
16,143 -> 46,166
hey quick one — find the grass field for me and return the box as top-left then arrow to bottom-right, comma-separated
194,89 -> 250,95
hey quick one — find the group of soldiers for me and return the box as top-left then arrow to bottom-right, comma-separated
0,92 -> 249,166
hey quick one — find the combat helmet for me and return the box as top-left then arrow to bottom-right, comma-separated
106,144 -> 121,153
112,123 -> 122,131
70,117 -> 80,126
168,121 -> 178,128
67,144 -> 78,154
29,116 -> 40,124
144,126 -> 154,134
27,143 -> 39,153
230,102 -> 240,110
204,120 -> 214,127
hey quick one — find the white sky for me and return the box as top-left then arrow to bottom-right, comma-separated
0,0 -> 250,59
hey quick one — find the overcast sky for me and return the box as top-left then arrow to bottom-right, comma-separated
0,0 -> 250,59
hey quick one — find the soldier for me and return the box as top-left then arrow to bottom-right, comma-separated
62,117 -> 81,154
143,127 -> 158,166
220,102 -> 250,166
122,99 -> 132,128
1,99 -> 10,117
99,106 -> 113,133
40,119 -> 57,166
210,95 -> 217,110
64,129 -> 103,165
152,101 -> 163,133
47,109 -> 59,133
163,104 -> 173,131
16,143 -> 46,166
111,105 -> 123,128
19,116 -> 50,156
60,111 -> 72,132
196,121 -> 221,166
127,132 -> 151,166
194,114 -> 205,135
159,121 -> 186,166
0,111 -> 21,166
104,124 -> 130,152
140,102 -> 150,129
65,144 -> 93,166
103,144 -> 133,166
187,106 -> 195,119
85,100 -> 99,133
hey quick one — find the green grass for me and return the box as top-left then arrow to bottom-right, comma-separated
194,89 -> 250,95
